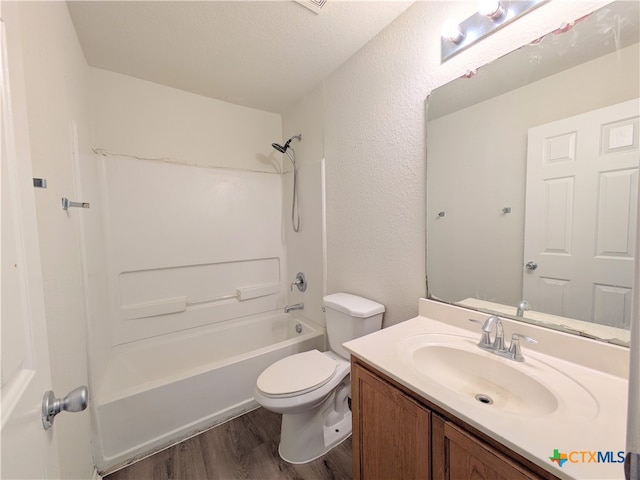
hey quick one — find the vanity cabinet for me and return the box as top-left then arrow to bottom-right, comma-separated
431,415 -> 539,480
351,359 -> 431,479
351,358 -> 557,480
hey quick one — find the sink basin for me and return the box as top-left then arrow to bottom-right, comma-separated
399,334 -> 598,418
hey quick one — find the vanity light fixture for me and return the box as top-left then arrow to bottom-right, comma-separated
441,0 -> 548,62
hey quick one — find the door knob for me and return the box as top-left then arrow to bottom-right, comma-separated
525,261 -> 538,270
42,385 -> 88,430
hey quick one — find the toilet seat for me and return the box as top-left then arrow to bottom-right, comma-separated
256,350 -> 337,397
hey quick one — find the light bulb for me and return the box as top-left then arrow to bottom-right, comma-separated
478,0 -> 505,20
442,19 -> 464,44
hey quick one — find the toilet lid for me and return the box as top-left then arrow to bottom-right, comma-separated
257,350 -> 337,396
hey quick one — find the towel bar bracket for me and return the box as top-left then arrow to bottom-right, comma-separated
62,197 -> 90,210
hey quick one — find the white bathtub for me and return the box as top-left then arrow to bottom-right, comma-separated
95,312 -> 325,473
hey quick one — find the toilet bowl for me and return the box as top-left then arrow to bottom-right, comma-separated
254,293 -> 384,464
253,350 -> 351,463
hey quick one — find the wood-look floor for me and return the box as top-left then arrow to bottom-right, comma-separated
105,408 -> 352,480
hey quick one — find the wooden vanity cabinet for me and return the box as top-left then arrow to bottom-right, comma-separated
351,359 -> 431,479
351,358 -> 557,480
431,415 -> 539,480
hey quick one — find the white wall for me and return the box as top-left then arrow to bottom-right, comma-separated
283,0 -> 612,327
15,3 -> 94,478
90,68 -> 282,172
427,43 -> 640,306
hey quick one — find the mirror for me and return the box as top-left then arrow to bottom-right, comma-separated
426,1 -> 640,346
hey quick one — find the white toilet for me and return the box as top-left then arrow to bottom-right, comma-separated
253,292 -> 385,464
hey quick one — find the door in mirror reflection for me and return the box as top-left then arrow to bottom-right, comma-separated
524,99 -> 639,329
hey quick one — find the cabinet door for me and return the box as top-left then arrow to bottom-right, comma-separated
352,361 -> 430,480
432,415 -> 542,480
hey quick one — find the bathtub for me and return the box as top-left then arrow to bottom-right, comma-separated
95,312 -> 324,473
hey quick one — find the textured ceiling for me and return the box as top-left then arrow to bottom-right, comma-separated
67,1 -> 414,114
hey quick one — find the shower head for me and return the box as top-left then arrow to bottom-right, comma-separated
271,142 -> 287,153
271,134 -> 302,154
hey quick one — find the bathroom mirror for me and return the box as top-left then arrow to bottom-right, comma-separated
426,1 -> 640,346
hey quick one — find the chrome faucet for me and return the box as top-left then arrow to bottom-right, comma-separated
516,300 -> 530,317
476,316 -> 504,352
470,316 -> 537,362
284,302 -> 304,313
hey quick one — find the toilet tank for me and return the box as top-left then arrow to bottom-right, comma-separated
323,293 -> 385,359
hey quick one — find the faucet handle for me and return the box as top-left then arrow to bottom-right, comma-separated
508,333 -> 537,362
290,272 -> 307,292
511,333 -> 537,343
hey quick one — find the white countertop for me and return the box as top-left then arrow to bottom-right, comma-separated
343,299 -> 629,480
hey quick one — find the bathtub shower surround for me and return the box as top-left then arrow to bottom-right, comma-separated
100,155 -> 287,344
90,154 -> 325,472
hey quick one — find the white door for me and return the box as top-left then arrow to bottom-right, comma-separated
1,5 -> 61,478
524,99 -> 639,328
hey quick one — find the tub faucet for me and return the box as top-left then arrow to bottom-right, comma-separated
284,302 -> 304,313
516,300 -> 530,317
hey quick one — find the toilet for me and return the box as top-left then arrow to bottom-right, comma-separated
253,292 -> 385,464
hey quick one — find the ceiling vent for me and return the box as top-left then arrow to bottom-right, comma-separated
294,0 -> 327,15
